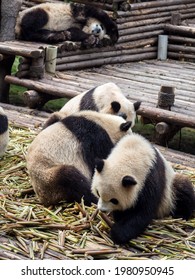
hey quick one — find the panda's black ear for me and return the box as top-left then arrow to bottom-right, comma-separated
111,101 -> 121,113
133,101 -> 141,111
95,158 -> 104,173
120,121 -> 132,131
122,176 -> 137,187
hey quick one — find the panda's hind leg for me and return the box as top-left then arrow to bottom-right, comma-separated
35,165 -> 97,206
172,174 -> 195,220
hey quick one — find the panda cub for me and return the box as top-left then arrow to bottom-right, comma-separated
27,111 -> 132,206
15,3 -> 118,47
44,83 -> 141,129
0,106 -> 9,157
92,133 -> 195,244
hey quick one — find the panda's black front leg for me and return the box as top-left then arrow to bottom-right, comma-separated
22,29 -> 72,43
67,27 -> 99,47
111,208 -> 154,245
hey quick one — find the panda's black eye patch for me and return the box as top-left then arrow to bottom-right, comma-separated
110,198 -> 118,205
122,176 -> 137,187
100,24 -> 104,30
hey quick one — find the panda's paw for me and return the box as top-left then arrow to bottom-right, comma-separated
62,31 -> 71,41
61,41 -> 81,51
102,35 -> 112,47
110,223 -> 130,245
83,35 -> 99,48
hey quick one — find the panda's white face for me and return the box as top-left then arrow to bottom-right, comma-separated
90,22 -> 105,38
83,18 -> 106,39
92,158 -> 140,213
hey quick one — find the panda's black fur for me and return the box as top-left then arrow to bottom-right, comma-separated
0,106 -> 9,156
15,3 -> 118,46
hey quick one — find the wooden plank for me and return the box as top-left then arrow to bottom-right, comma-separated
0,41 -> 45,58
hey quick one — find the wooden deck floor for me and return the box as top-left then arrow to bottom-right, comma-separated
60,59 -> 195,121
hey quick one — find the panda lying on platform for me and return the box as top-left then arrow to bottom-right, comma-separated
26,111 -> 132,206
15,2 -> 118,47
0,106 -> 9,157
43,83 -> 141,129
92,133 -> 195,244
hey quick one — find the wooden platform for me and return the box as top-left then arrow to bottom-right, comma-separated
5,59 -> 195,130
61,59 -> 195,123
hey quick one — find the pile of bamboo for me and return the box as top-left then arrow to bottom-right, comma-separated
165,23 -> 195,61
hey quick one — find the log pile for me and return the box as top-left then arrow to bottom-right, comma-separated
73,0 -> 130,12
15,0 -> 195,71
165,23 -> 195,61
55,0 -> 195,70
1,0 -> 195,104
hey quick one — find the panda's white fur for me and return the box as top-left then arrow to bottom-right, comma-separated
92,133 -> 195,244
0,106 -> 9,157
15,2 -> 118,45
27,110 -> 132,206
44,83 -> 141,129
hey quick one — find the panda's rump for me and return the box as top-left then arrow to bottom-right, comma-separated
31,163 -> 97,206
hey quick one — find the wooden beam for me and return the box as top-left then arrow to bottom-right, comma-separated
137,106 -> 195,129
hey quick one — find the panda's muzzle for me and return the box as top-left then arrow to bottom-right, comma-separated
92,25 -> 102,36
118,112 -> 127,120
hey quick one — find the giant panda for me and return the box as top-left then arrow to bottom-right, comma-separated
43,83 -> 141,129
92,133 -> 195,244
15,2 -> 118,47
26,110 -> 132,206
0,106 -> 9,157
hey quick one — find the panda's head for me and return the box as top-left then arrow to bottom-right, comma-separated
92,83 -> 141,127
91,134 -> 155,213
83,18 -> 106,39
92,158 -> 140,213
107,100 -> 141,128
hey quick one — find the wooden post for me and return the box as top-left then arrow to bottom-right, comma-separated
0,0 -> 22,102
157,86 -> 175,110
23,90 -> 55,109
45,46 -> 58,74
155,122 -> 180,146
157,35 -> 168,60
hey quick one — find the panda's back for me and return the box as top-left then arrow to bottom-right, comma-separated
17,3 -> 79,33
